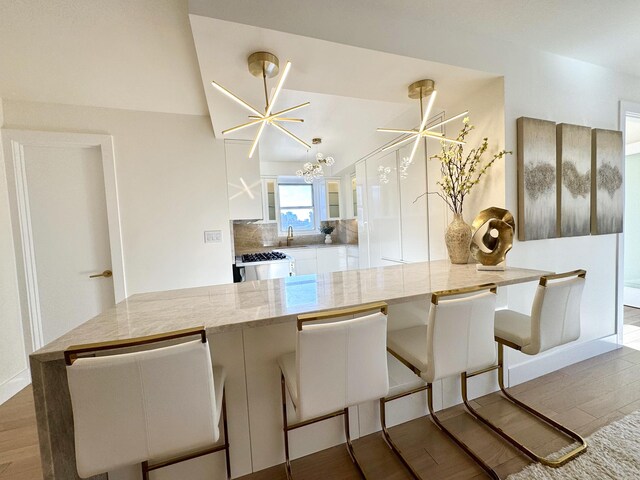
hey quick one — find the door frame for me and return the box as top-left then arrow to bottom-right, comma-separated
618,101 -> 640,339
1,129 -> 126,352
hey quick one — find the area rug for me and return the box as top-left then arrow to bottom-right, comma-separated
507,411 -> 640,479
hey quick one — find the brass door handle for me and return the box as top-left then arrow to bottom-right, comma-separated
89,270 -> 112,279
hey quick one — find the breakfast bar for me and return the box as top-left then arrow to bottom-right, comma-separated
30,261 -> 549,480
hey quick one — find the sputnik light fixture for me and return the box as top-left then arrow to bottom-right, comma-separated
211,52 -> 311,158
377,79 -> 469,167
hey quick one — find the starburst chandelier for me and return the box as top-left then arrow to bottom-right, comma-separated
211,52 -> 311,158
377,79 -> 468,167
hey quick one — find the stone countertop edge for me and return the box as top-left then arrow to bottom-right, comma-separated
29,264 -> 553,362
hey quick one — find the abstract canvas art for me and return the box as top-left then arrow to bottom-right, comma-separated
591,129 -> 624,234
517,117 -> 557,241
557,123 -> 592,237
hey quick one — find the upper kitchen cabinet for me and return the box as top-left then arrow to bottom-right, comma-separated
316,178 -> 342,220
225,139 -> 263,220
261,177 -> 277,223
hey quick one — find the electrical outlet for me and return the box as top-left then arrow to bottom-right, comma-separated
204,230 -> 222,244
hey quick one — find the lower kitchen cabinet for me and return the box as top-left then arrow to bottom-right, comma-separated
278,245 -> 358,275
316,246 -> 347,273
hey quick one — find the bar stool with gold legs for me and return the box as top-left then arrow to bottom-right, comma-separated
64,327 -> 231,480
461,269 -> 588,467
382,284 -> 500,480
277,302 -> 391,479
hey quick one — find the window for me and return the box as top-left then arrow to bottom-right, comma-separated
278,183 -> 315,232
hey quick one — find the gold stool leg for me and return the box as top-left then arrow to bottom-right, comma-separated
460,343 -> 587,467
221,388 -> 231,480
379,387 -> 428,479
427,385 -> 500,479
281,373 -> 294,480
343,407 -> 367,479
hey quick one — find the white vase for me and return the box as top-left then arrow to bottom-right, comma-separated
324,234 -> 332,244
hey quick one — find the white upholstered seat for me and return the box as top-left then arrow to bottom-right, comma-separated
494,309 -> 532,349
279,311 -> 389,421
475,271 -> 589,468
387,325 -> 428,374
66,334 -> 230,479
278,305 -> 389,478
381,285 -> 500,479
494,275 -> 585,355
388,291 -> 498,384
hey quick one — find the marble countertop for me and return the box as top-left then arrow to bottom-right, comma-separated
30,261 -> 549,362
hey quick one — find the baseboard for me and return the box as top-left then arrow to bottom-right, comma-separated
624,286 -> 640,308
0,368 -> 31,405
507,334 -> 621,387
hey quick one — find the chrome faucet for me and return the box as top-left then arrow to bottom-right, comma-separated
286,226 -> 294,246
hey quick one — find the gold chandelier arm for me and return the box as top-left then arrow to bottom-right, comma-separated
408,90 -> 438,164
377,128 -> 419,134
426,110 -> 469,132
247,102 -> 309,121
249,116 -> 304,123
270,102 -> 310,118
381,134 -> 418,152
249,122 -> 267,158
211,81 -> 263,117
272,117 -> 304,123
265,61 -> 291,116
222,118 -> 264,135
270,122 -> 311,150
423,132 -> 466,145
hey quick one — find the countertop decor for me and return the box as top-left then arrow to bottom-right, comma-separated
429,117 -> 511,264
470,207 -> 515,269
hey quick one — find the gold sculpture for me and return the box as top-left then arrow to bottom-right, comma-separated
470,207 -> 515,267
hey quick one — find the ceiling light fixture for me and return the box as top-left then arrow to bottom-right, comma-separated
377,79 -> 468,167
211,51 -> 311,158
296,138 -> 335,183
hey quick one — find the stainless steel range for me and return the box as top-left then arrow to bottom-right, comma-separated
234,251 -> 295,281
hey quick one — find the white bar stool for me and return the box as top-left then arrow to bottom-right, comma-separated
64,327 -> 231,479
383,283 -> 500,479
277,302 -> 390,479
462,269 -> 588,467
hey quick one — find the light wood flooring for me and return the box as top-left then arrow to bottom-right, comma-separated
2,309 -> 640,480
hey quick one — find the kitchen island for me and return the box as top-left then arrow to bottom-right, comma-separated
30,261 -> 549,479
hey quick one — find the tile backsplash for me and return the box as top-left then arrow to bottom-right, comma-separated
233,219 -> 358,253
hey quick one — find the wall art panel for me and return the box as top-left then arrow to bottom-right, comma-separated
557,123 -> 592,237
517,117 -> 557,241
591,128 -> 623,234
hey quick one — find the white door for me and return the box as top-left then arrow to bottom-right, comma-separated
23,144 -> 115,344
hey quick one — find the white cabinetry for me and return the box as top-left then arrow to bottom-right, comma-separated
316,178 -> 341,220
225,140 -> 262,220
355,138 -> 448,268
261,177 -> 277,223
366,150 -> 402,267
284,247 -> 317,275
316,246 -> 347,273
277,245 -> 355,275
346,245 -> 359,270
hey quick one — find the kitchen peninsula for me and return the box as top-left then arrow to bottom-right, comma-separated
31,261 -> 549,480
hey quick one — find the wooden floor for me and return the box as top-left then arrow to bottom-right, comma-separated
1,308 -> 639,480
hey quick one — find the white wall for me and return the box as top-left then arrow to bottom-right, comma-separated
0,0 -> 207,115
0,100 -> 29,395
2,100 -> 233,296
190,0 -> 640,369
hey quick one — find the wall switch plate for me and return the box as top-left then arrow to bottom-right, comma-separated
204,230 -> 222,244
